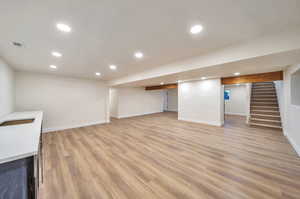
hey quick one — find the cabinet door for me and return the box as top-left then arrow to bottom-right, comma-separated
0,158 -> 34,199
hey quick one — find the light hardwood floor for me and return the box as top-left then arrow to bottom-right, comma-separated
40,112 -> 300,199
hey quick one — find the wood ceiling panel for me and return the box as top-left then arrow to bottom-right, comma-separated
221,71 -> 283,85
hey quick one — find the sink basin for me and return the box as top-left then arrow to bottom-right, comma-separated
0,119 -> 35,126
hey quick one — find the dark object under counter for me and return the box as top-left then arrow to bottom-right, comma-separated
0,158 -> 35,199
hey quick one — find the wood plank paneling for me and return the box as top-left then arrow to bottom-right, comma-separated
221,71 -> 283,85
145,84 -> 177,90
40,112 -> 300,199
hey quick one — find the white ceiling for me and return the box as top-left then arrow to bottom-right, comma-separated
1,0 -> 300,81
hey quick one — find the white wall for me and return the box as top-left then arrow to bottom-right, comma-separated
15,72 -> 109,132
178,79 -> 223,126
0,58 -> 14,118
245,83 -> 252,124
118,88 -> 164,118
166,88 -> 178,112
283,64 -> 300,156
109,87 -> 164,118
274,80 -> 284,126
290,70 -> 300,106
163,90 -> 168,111
109,88 -> 119,118
224,84 -> 247,116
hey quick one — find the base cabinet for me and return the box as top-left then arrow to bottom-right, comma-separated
0,158 -> 35,199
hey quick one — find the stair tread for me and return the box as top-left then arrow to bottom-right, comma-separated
251,111 -> 279,113
252,92 -> 276,94
253,86 -> 274,88
251,118 -> 281,123
253,89 -> 275,90
252,102 -> 278,104
250,122 -> 282,129
252,97 -> 277,98
252,99 -> 277,101
252,93 -> 276,97
251,110 -> 279,113
251,114 -> 280,117
253,88 -> 275,89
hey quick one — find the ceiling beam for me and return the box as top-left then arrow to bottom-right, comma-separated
221,71 -> 283,85
145,84 -> 178,91
109,28 -> 300,86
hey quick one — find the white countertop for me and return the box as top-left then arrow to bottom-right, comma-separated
0,111 -> 43,164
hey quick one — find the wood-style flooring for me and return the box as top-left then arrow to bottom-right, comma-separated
40,112 -> 300,199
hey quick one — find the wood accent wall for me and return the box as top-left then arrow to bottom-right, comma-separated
221,71 -> 283,85
145,83 -> 178,91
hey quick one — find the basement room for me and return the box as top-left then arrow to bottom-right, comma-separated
1,1 -> 300,198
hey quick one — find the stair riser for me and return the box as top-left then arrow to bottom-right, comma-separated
250,119 -> 281,126
251,111 -> 280,116
253,85 -> 275,87
253,82 -> 273,84
251,107 -> 279,111
251,115 -> 281,121
250,123 -> 282,129
251,99 -> 277,103
251,103 -> 278,107
252,86 -> 275,89
251,101 -> 278,104
252,89 -> 276,93
251,96 -> 277,99
252,94 -> 276,96
252,91 -> 276,94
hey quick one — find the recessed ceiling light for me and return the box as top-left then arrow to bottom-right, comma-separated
160,82 -> 164,85
201,77 -> 207,80
49,65 -> 57,69
95,72 -> 101,76
52,51 -> 62,57
56,23 -> 71,33
134,52 -> 144,59
234,72 -> 240,76
190,25 -> 203,34
109,65 -> 117,70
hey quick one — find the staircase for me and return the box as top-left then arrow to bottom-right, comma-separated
249,82 -> 282,129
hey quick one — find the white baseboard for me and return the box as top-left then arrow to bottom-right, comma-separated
178,117 -> 222,127
285,132 -> 300,157
225,112 -> 246,116
117,111 -> 163,119
166,109 -> 178,112
164,110 -> 178,113
43,120 -> 108,133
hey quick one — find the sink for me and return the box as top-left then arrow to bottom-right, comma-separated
0,119 -> 35,126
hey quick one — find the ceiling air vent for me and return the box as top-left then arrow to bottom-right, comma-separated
12,41 -> 23,47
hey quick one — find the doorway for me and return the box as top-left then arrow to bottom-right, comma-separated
163,88 -> 178,112
224,83 -> 249,127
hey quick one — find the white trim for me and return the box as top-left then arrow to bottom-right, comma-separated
166,109 -> 178,112
225,112 -> 246,116
285,132 -> 300,157
178,117 -> 222,127
43,120 -> 108,133
117,111 -> 163,119
165,110 -> 178,113
283,130 -> 287,136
